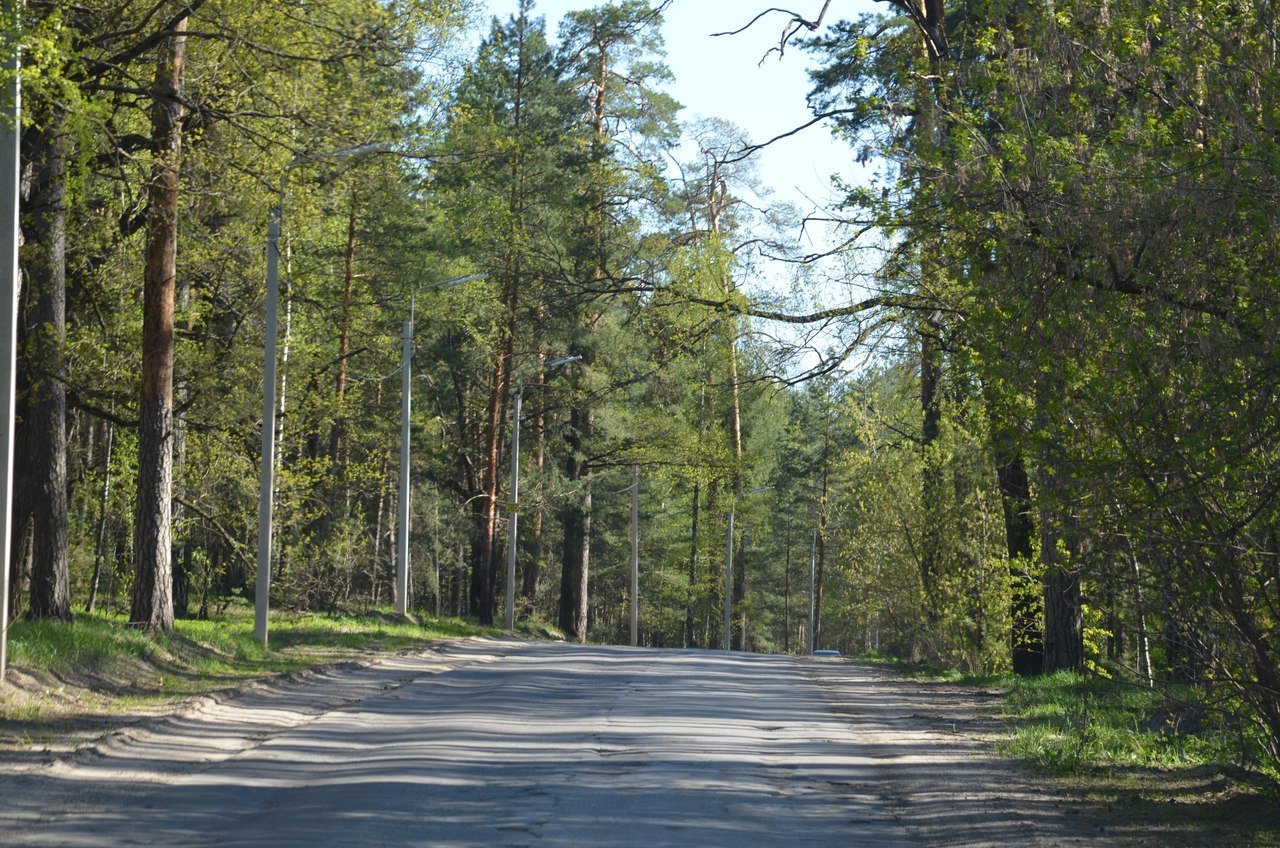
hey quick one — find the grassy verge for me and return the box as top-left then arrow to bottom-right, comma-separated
856,653 -> 1280,845
998,671 -> 1244,774
855,653 -> 1264,777
0,602 -> 500,732
999,672 -> 1280,844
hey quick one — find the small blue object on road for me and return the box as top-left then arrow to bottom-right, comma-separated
812,649 -> 841,657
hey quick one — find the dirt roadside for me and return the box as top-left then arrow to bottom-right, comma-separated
804,658 -> 1280,847
0,637 -> 527,772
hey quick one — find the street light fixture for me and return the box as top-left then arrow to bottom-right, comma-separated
396,273 -> 486,615
504,354 -> 581,631
255,140 -> 395,647
724,484 -> 773,652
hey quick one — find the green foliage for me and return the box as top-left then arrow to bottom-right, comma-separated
802,0 -> 1280,768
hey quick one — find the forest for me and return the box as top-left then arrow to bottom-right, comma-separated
3,0 -> 1279,775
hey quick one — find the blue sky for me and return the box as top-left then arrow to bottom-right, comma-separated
473,1 -> 886,374
476,0 -> 880,228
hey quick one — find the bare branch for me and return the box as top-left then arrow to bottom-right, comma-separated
723,107 -> 859,165
711,1 -> 833,59
680,292 -> 927,325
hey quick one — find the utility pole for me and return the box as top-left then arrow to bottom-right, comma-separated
630,466 -> 639,647
396,313 -> 412,615
0,3 -> 18,680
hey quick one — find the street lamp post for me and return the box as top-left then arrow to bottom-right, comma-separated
630,465 -> 639,647
724,485 -> 773,652
0,10 -> 19,682
397,274 -> 486,616
255,141 -> 394,647
504,354 -> 580,631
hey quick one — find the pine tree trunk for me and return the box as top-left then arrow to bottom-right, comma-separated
813,436 -> 830,651
131,14 -> 187,630
472,345 -> 509,625
684,481 -> 700,648
783,533 -> 792,653
724,273 -> 746,650
23,102 -> 70,621
558,404 -> 591,641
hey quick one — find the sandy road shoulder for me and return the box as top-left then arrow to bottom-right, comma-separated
801,659 -> 1116,847
1,637 -> 529,782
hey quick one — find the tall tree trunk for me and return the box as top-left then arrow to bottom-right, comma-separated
812,413 -> 831,651
472,343 -> 509,625
131,13 -> 187,630
684,480 -> 700,648
1039,460 -> 1083,673
22,102 -> 70,621
558,403 -> 591,641
918,325 -> 942,622
723,271 -> 746,650
994,445 -> 1043,675
783,532 -> 791,653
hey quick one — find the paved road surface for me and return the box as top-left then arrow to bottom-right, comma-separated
0,641 -> 1100,846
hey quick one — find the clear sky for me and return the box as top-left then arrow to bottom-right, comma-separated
475,0 -> 880,236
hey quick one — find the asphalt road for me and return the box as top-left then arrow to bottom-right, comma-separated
0,641 -> 1101,847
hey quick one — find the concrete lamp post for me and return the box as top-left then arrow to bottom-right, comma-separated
396,273 -> 487,616
0,6 -> 19,682
504,354 -> 581,632
254,141 -> 394,648
630,465 -> 639,647
724,485 -> 774,652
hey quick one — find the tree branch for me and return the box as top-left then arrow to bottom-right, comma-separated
711,2 -> 833,60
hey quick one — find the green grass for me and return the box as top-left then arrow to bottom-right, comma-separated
998,671 -> 1255,776
854,653 -> 1263,779
2,602 -> 499,710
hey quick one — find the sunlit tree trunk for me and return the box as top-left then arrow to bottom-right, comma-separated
131,12 -> 188,630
